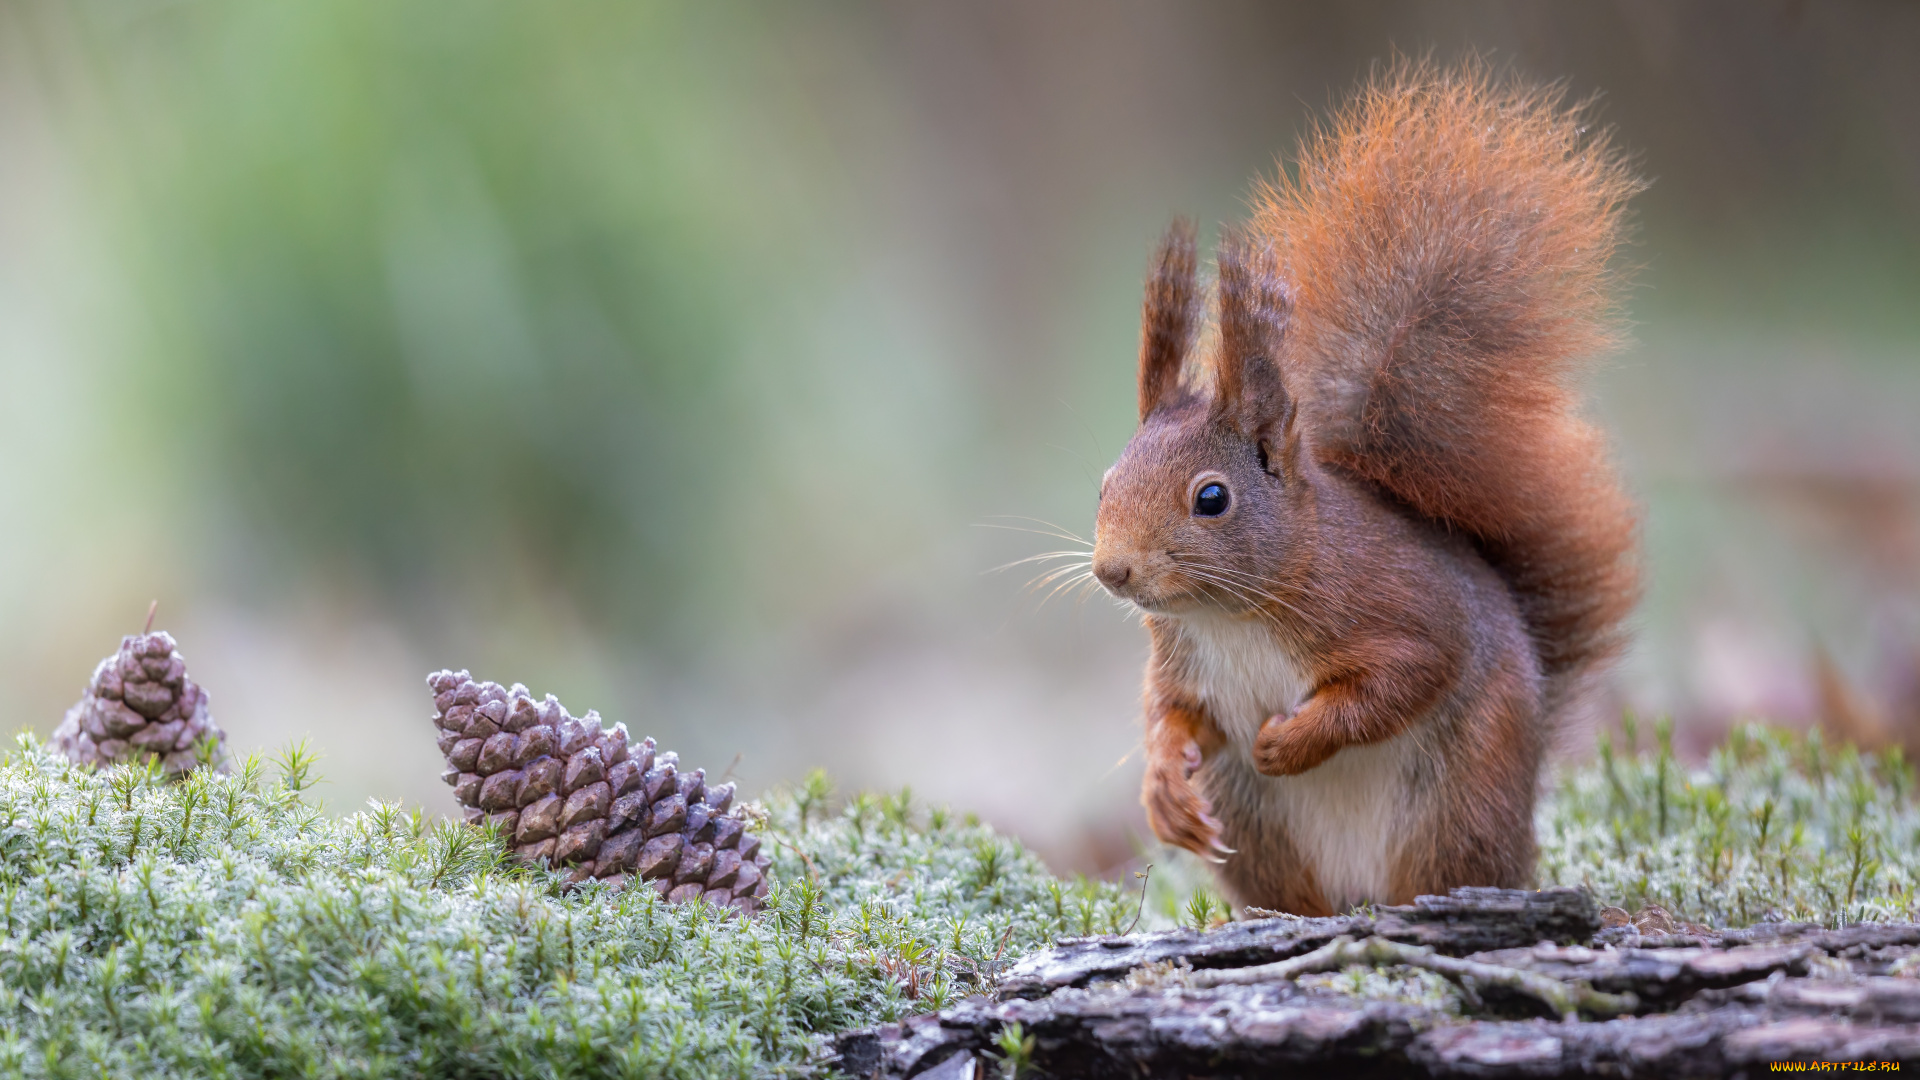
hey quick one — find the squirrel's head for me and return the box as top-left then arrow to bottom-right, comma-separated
1092,221 -> 1309,617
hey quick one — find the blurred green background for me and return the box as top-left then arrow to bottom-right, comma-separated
3,2 -> 1917,874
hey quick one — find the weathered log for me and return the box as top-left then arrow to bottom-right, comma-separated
835,983 -> 1440,1080
1414,1008 -> 1920,1077
835,888 -> 1920,1078
1468,940 -> 1814,1006
837,986 -> 1920,1079
997,887 -> 1601,999
1605,919 -> 1920,961
1186,935 -> 1640,1019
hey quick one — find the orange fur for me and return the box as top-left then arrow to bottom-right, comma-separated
1091,59 -> 1641,911
1255,57 -> 1644,712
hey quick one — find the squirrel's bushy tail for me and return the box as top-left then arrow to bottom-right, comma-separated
1255,58 -> 1643,713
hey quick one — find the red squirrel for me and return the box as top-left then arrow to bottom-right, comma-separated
1090,60 -> 1642,915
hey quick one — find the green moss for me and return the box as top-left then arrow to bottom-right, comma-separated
1539,719 -> 1920,928
8,719 -> 1917,1075
0,741 -> 1132,1078
1295,965 -> 1464,1015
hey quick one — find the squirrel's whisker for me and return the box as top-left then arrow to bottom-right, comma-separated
1166,565 -> 1254,608
1174,560 -> 1308,622
974,515 -> 1091,545
1181,559 -> 1316,621
974,521 -> 1086,545
1071,573 -> 1109,609
1024,568 -> 1094,604
1035,569 -> 1098,612
995,514 -> 1091,543
1024,561 -> 1095,596
988,549 -> 1096,576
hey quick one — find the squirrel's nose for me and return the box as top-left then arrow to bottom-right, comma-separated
1093,559 -> 1132,591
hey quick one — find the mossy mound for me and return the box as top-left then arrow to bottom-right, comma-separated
5,720 -> 1920,1076
1540,719 -> 1920,927
0,738 -> 1133,1078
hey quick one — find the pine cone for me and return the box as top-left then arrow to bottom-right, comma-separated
52,631 -> 226,775
426,670 -> 772,913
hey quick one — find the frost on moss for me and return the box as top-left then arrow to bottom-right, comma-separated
1540,718 -> 1920,928
0,738 -> 1132,1078
10,717 -> 1920,1077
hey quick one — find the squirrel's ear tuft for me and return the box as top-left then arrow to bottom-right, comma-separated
1138,217 -> 1200,421
1213,230 -> 1300,475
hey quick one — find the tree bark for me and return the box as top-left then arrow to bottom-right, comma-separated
834,888 -> 1920,1078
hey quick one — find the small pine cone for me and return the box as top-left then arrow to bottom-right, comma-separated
426,670 -> 773,913
52,631 -> 226,775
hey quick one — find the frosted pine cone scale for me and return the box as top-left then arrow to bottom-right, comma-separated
426,670 -> 772,913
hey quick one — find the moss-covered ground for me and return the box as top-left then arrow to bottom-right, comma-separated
2,719 -> 1916,1077
0,738 -> 1136,1078
1540,718 -> 1920,927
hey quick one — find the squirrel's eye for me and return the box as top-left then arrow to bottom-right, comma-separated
1193,483 -> 1229,517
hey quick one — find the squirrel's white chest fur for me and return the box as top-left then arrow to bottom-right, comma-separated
1174,612 -> 1425,910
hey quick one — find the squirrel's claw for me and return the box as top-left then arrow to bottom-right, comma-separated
1198,812 -> 1236,862
1143,764 -> 1227,860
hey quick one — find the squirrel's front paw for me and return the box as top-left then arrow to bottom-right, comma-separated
1252,713 -> 1341,775
1142,757 -> 1234,863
